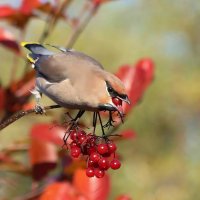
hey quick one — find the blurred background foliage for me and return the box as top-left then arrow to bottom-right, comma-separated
0,0 -> 200,199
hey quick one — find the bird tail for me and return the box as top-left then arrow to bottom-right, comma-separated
21,42 -> 53,55
21,42 -> 53,64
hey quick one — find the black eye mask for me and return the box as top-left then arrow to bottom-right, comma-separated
106,81 -> 130,105
106,81 -> 118,97
105,81 -> 125,99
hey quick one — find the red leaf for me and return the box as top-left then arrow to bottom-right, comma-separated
0,85 -> 5,111
0,1 -> 57,28
29,136 -> 58,181
31,123 -> 66,146
92,0 -> 114,6
20,0 -> 56,15
29,123 -> 64,181
115,194 -> 133,200
40,182 -> 83,200
20,0 -> 41,15
73,169 -> 110,200
120,129 -> 136,139
0,5 -> 29,28
0,28 -> 20,54
2,71 -> 35,118
135,58 -> 154,89
116,58 -> 154,114
0,6 -> 17,18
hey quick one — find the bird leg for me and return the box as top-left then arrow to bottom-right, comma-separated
73,110 -> 85,122
92,112 -> 98,134
117,111 -> 125,124
62,110 -> 85,145
30,88 -> 45,114
63,110 -> 85,130
97,112 -> 106,136
103,111 -> 116,129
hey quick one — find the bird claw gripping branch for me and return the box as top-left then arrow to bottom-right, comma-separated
34,104 -> 46,115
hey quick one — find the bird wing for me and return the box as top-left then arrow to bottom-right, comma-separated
35,50 -> 104,83
22,42 -> 104,83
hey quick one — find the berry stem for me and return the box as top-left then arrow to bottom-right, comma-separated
97,112 -> 105,136
92,112 -> 98,134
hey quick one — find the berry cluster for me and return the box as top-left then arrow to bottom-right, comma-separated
67,128 -> 121,178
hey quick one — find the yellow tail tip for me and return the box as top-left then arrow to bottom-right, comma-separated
21,42 -> 39,47
21,42 -> 29,47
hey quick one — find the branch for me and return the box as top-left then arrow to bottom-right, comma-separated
66,2 -> 100,48
39,0 -> 73,43
0,105 -> 61,131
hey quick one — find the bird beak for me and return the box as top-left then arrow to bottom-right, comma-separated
99,103 -> 123,116
117,95 -> 131,105
98,103 -> 124,123
112,104 -> 124,122
124,96 -> 131,105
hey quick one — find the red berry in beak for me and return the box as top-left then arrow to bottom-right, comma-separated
112,97 -> 122,106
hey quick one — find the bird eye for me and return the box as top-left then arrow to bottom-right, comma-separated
107,87 -> 113,93
106,81 -> 116,96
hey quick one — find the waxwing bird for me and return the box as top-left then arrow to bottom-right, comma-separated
21,42 -> 130,124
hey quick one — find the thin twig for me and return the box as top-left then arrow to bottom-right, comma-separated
9,54 -> 20,84
15,184 -> 46,200
0,152 -> 31,175
0,162 -> 31,176
66,3 -> 100,48
0,105 -> 61,131
39,0 -> 73,43
2,144 -> 29,154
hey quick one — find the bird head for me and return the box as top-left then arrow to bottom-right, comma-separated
98,72 -> 130,116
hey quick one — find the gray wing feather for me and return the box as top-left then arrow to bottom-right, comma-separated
35,50 -> 104,83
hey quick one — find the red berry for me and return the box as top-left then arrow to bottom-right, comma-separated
112,97 -> 122,106
94,168 -> 105,178
78,135 -> 87,144
110,159 -> 121,170
88,159 -> 99,168
70,142 -> 78,148
77,130 -> 86,137
108,142 -> 117,153
70,130 -> 78,141
98,158 -> 109,170
81,144 -> 88,155
71,147 -> 81,158
102,152 -> 111,157
87,146 -> 96,155
97,144 -> 108,155
86,168 -> 94,177
89,137 -> 96,147
87,159 -> 95,167
90,152 -> 101,163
